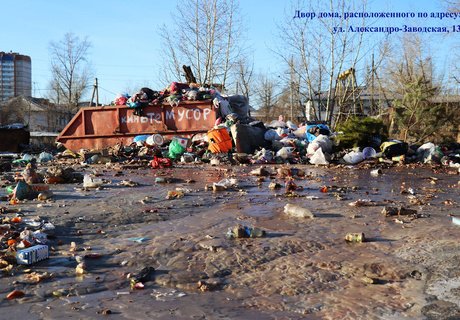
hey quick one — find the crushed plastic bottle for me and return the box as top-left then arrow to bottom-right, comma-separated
83,174 -> 104,188
284,204 -> 315,218
212,178 -> 238,191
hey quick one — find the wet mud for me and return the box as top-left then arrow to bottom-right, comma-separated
1,163 -> 459,319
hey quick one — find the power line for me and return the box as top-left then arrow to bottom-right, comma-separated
99,86 -> 117,96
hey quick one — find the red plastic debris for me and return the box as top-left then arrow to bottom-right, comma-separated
149,157 -> 172,169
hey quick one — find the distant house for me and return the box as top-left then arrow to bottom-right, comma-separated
0,96 -> 74,132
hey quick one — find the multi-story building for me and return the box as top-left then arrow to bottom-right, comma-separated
0,52 -> 31,101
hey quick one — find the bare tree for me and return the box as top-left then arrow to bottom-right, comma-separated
48,33 -> 92,111
235,59 -> 254,100
445,0 -> 460,85
253,75 -> 279,121
277,0 -> 387,125
159,0 -> 244,90
0,98 -> 28,126
445,0 -> 460,12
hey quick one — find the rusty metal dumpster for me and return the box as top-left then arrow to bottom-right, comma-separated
57,101 -> 216,151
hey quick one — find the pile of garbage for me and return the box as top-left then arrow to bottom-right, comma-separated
112,82 -> 249,121
9,81 -> 459,172
70,82 -> 451,168
98,115 -> 459,170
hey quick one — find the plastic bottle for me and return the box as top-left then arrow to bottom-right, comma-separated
283,204 -> 315,218
83,174 -> 103,188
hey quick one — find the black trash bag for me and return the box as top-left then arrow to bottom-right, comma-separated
381,141 -> 409,158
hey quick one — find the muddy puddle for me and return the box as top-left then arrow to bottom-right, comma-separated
1,164 -> 459,319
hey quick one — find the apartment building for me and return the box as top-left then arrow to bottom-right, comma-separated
0,51 -> 32,101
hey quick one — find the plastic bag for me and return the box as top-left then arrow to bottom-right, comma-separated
38,152 -> 53,163
380,141 -> 408,158
307,135 -> 333,155
306,124 -> 330,142
133,135 -> 150,145
264,129 -> 281,141
286,121 -> 298,130
416,142 -> 443,164
267,120 -> 286,128
343,151 -> 365,164
293,126 -> 307,139
14,180 -> 36,200
213,94 -> 233,118
253,148 -> 274,163
214,178 -> 238,189
127,101 -> 140,108
150,156 -> 172,169
168,140 -> 186,159
276,147 -> 295,160
310,148 -> 329,165
22,154 -> 34,161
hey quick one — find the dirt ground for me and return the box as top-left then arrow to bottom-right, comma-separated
1,161 -> 459,319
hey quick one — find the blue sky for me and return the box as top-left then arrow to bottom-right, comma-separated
2,0 -> 456,104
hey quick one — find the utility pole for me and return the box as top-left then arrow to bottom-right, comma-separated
289,57 -> 294,122
89,78 -> 99,107
96,78 -> 99,107
371,53 -> 375,115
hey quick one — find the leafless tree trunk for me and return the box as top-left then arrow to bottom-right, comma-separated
235,59 -> 254,100
48,33 -> 92,112
254,75 -> 279,121
445,0 -> 460,12
277,0 -> 385,126
160,0 -> 244,90
445,1 -> 460,85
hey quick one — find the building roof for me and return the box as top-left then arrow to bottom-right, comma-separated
0,96 -> 66,112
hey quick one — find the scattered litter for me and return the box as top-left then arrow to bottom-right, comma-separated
83,174 -> 104,189
6,289 -> 25,300
381,206 -> 418,217
284,204 -> 315,218
16,245 -> 49,265
127,237 -> 150,243
348,199 -> 377,207
129,266 -> 155,289
226,225 -> 266,239
345,233 -> 366,243
166,190 -> 184,199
